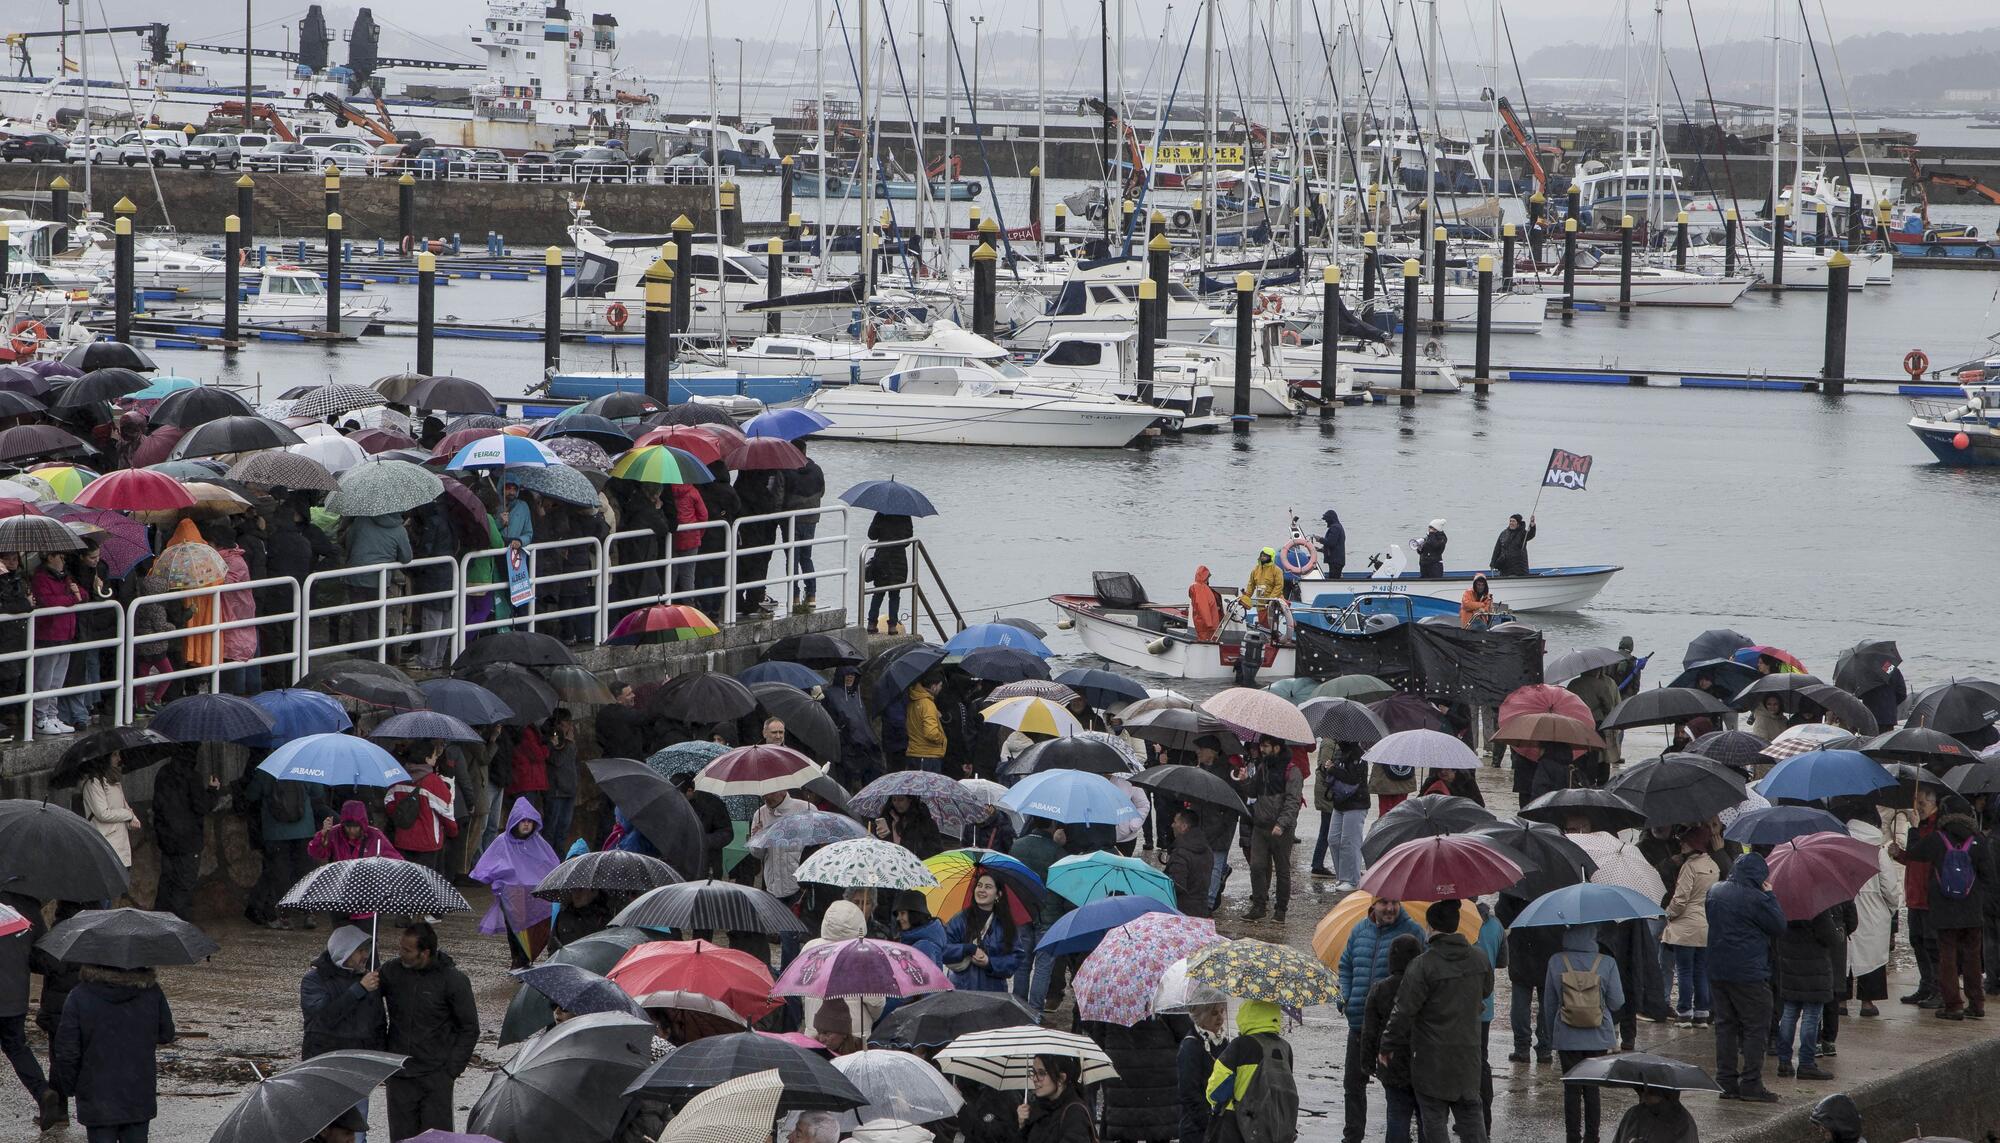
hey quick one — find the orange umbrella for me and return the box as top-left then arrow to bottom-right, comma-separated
1311,891 -> 1482,971
1493,712 -> 1605,750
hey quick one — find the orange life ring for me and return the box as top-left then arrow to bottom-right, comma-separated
1254,291 -> 1282,316
1278,329 -> 1302,346
1903,348 -> 1929,379
399,233 -> 415,256
605,302 -> 630,330
8,320 -> 46,358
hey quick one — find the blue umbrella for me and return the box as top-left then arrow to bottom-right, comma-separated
257,733 -> 410,787
419,679 -> 514,725
148,694 -> 275,743
248,689 -> 353,747
445,434 -> 559,470
945,623 -> 1053,658
1046,852 -> 1178,909
840,479 -> 938,517
512,963 -> 651,1021
736,661 -> 828,690
1508,882 -> 1664,929
1035,895 -> 1178,957
1002,770 -> 1143,828
1054,668 -> 1148,710
370,710 -> 482,744
1756,750 -> 1896,803
1723,805 -> 1847,846
743,408 -> 833,441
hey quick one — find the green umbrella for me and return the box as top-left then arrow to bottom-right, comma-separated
1314,674 -> 1397,703
1264,678 -> 1320,704
324,459 -> 445,517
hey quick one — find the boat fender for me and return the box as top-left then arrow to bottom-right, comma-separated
1056,617 -> 1075,631
1146,635 -> 1172,655
605,302 -> 630,330
399,233 -> 415,256
1903,348 -> 1929,379
8,320 -> 46,358
1171,209 -> 1193,230
1954,432 -> 1971,451
1276,538 -> 1318,575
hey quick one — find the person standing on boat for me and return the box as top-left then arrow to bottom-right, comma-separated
1320,510 -> 1347,580
1239,548 -> 1286,632
1416,521 -> 1449,579
1188,567 -> 1224,643
1489,514 -> 1535,577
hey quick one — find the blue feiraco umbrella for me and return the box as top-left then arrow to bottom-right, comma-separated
249,689 -> 353,747
945,623 -> 1053,658
1756,750 -> 1896,803
744,407 -> 834,441
258,734 -> 410,787
1508,882 -> 1665,929
840,479 -> 938,517
1723,805 -> 1846,846
1035,895 -> 1177,957
1001,770 -> 1142,828
446,434 -> 559,470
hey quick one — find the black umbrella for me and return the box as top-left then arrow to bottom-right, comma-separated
301,661 -> 427,710
1053,667 -> 1148,710
168,415 -> 305,460
641,397 -> 720,424
872,644 -> 948,708
148,693 -> 276,743
1684,729 -> 1770,772
1730,673 -> 1827,713
404,376 -> 499,415
1120,708 -> 1242,754
764,632 -> 864,669
1603,754 -> 1748,827
369,710 -> 482,743
459,663 -> 560,725
748,682 -> 839,761
957,646 -> 1051,684
1600,688 -> 1732,732
624,1030 -> 866,1111
1009,736 -> 1132,777
1945,763 -> 2000,796
38,907 -> 217,968
1562,1051 -> 1721,1093
648,673 -> 758,725
0,391 -> 46,418
500,926 -> 655,1046
1519,787 -> 1648,834
1127,763 -> 1250,818
1682,629 -> 1753,670
52,727 -> 178,787
53,367 -> 149,407
1369,692 -> 1445,733
1904,680 -> 2000,737
1667,658 -> 1761,696
803,773 -> 853,815
1797,684 -> 1879,735
585,758 -> 705,879
543,664 -> 616,706
512,964 -> 650,1022
1832,640 -> 1902,695
1298,696 -> 1390,744
469,1010 -> 657,1143
280,855 -> 472,917
149,386 -> 254,428
533,850 -> 684,902
537,413 -> 633,450
420,678 -> 515,725
611,878 -> 808,935
0,423 -> 90,463
0,800 -> 130,901
61,342 -> 155,372
208,1049 -> 409,1143
869,990 -> 1041,1049
1361,795 -> 1496,863
1861,726 -> 1978,768
0,366 -> 55,397
1470,817 -> 1598,900
454,630 -> 580,670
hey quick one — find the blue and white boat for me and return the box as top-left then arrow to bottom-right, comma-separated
1302,565 -> 1620,613
1908,369 -> 2000,466
1293,591 -> 1471,634
542,367 -> 816,405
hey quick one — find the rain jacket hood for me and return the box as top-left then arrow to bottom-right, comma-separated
470,797 -> 561,934
1322,510 -> 1340,527
821,900 -> 866,941
1731,851 -> 1769,887
1235,999 -> 1281,1037
339,800 -> 369,827
1560,925 -> 1600,954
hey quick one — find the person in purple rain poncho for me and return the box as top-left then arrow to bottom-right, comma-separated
470,798 -> 561,968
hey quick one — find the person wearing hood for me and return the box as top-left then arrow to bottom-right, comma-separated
1807,1092 -> 1865,1143
51,963 -> 175,1141
470,798 -> 562,967
1908,792 -> 1993,1019
1460,574 -> 1497,630
1238,736 -> 1304,923
150,753 -> 222,922
801,900 -> 884,1036
1489,513 -> 1536,577
204,521 -> 259,694
1844,808 -> 1903,1018
1313,739 -> 1371,889
309,800 -> 404,867
1188,566 -> 1223,642
301,927 -> 387,1063
1567,667 -> 1623,773
825,665 -> 883,788
1238,548 -> 1285,624
27,550 -> 83,735
385,744 -> 458,872
1416,520 -> 1449,579
339,512 -> 412,648
1205,1000 -> 1296,1141
1177,1002 -> 1229,1143
1542,924 -> 1625,1143
1338,897 -> 1424,1143
1382,900 -> 1493,1143
1609,1088 -> 1698,1143
1703,850 -> 1785,1102
380,921 -> 477,1139
895,889 -> 949,965
1320,510 -> 1347,580
1362,933 -> 1425,1143
1163,807 -> 1215,918
904,677 -> 948,772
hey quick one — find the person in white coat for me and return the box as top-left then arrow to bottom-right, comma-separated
1845,811 -> 1904,1018
797,901 -> 883,1038
80,755 -> 140,875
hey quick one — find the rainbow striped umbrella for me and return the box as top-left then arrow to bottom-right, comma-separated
607,445 -> 716,485
30,465 -> 98,502
606,604 -> 720,645
921,848 -> 1045,927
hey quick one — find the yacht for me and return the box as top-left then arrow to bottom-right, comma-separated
806,364 -> 1175,448
60,216 -> 230,298
1194,318 -> 1448,398
1001,257 -> 1219,350
188,265 -> 389,331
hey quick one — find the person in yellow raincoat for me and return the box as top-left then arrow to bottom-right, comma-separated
1206,1000 -> 1298,1140
1239,548 -> 1286,633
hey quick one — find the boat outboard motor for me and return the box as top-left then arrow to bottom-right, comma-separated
1233,628 -> 1268,687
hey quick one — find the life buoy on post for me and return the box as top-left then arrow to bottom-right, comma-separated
604,302 -> 629,330
1904,348 -> 1930,379
1277,538 -> 1318,576
8,320 -> 46,359
1255,292 -> 1282,316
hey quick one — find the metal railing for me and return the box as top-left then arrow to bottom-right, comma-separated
855,536 -> 962,643
0,599 -> 126,742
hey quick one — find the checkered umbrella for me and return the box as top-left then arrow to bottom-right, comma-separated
224,450 -> 340,492
533,850 -> 684,902
659,1070 -> 787,1143
0,515 -> 82,553
290,384 -> 387,420
280,856 -> 472,916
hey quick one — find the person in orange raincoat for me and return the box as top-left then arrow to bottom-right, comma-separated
1189,566 -> 1222,642
1459,574 -> 1496,629
162,519 -> 220,669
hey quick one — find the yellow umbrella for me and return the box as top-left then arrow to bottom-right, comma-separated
979,696 -> 1082,738
1311,891 -> 1483,971
29,464 -> 98,502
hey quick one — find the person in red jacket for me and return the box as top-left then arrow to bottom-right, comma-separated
1890,789 -> 1942,1008
505,725 -> 550,813
385,749 -> 459,873
671,483 -> 707,595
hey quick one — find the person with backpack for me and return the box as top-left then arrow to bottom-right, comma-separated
385,745 -> 459,874
1337,896 -> 1424,1143
1908,792 -> 1994,1020
1381,900 -> 1494,1143
1204,999 -> 1298,1143
242,767 -> 331,930
1311,740 -> 1370,890
1703,851 -> 1785,1102
1542,924 -> 1625,1143
1361,934 -> 1425,1143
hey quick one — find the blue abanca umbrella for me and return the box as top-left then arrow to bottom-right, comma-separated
258,733 -> 410,787
736,660 -> 828,691
945,623 -> 1053,658
248,689 -> 353,747
1723,804 -> 1847,846
1756,750 -> 1896,803
743,407 -> 833,441
1001,770 -> 1143,828
1035,894 -> 1178,957
839,479 -> 937,517
1507,882 -> 1665,928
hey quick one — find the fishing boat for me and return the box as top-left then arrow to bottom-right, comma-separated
1048,575 -> 1296,681
804,364 -> 1174,448
1907,368 -> 2000,466
186,265 -> 388,331
1303,563 -> 1620,613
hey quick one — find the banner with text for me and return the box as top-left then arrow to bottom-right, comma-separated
1542,449 -> 1594,491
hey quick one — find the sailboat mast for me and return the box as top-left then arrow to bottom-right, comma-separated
1647,0 -> 1663,230
1037,0 -> 1047,245
915,0 -> 929,280
703,0 -> 730,358
1203,0 -> 1216,266
943,0 -> 957,286
859,0 -> 873,293
1769,0 -> 1781,220
1100,0 -> 1112,247
1424,0 -> 1438,227
1793,19 -> 1806,210
813,0 -> 825,279
1292,0 -> 1306,253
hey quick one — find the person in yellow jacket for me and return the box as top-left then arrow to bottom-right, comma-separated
905,678 -> 948,772
1206,1000 -> 1298,1139
1239,548 -> 1286,634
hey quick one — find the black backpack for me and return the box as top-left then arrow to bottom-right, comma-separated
270,780 -> 308,824
1213,1034 -> 1298,1143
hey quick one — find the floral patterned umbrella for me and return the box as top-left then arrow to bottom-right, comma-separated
796,838 -> 940,890
1186,938 -> 1339,1007
153,541 -> 226,589
849,771 -> 991,835
1070,911 -> 1223,1026
543,435 -> 615,471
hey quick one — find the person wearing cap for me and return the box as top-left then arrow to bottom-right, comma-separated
1416,521 -> 1449,579
1239,548 -> 1285,632
301,927 -> 386,1142
1489,513 -> 1535,577
809,999 -> 863,1055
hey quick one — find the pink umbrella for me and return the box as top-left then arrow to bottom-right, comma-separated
696,744 -> 821,797
1764,831 -> 1883,921
73,468 -> 196,512
756,1031 -> 832,1054
0,901 -> 28,938
1359,835 -> 1523,901
1072,911 -> 1222,1026
772,938 -> 953,1000
1499,684 -> 1595,762
1200,686 -> 1314,744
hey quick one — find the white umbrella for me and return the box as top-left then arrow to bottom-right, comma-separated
659,1068 -> 785,1143
1569,831 -> 1668,899
958,778 -> 1026,833
934,1025 -> 1118,1090
794,838 -> 940,890
287,433 -> 369,474
1152,955 -> 1229,1014
833,1050 -> 964,1128
1201,687 -> 1315,744
1363,729 -> 1482,771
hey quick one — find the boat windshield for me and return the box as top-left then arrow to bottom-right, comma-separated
265,273 -> 324,297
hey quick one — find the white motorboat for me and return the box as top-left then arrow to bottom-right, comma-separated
1028,331 -> 1225,427
1001,257 -> 1219,349
188,265 -> 389,331
1520,264 -> 1757,307
1195,319 -> 1447,398
60,217 -> 230,298
1303,563 -> 1621,612
681,335 -> 903,387
805,364 -> 1176,448
1047,589 -> 1294,681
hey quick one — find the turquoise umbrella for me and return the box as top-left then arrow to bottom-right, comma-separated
1046,851 -> 1176,909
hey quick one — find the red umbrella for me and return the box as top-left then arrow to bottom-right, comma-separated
691,422 -> 747,446
1763,832 -> 1883,921
632,425 -> 724,465
606,938 -> 779,1022
429,426 -> 500,460
73,468 -> 196,512
350,427 -> 418,455
1499,684 -> 1596,762
0,499 -> 44,519
725,437 -> 806,471
696,744 -> 821,797
1359,835 -> 1523,901
1369,692 -> 1444,733
1742,645 -> 1808,674
129,425 -> 185,469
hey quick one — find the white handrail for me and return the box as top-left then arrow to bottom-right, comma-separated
0,599 -> 126,741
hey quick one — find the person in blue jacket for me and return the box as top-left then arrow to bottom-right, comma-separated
1703,850 -> 1786,1103
1337,897 -> 1425,1143
1541,924 -> 1624,1143
894,890 -> 949,965
940,873 -> 1022,992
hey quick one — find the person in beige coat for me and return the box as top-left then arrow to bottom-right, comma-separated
1661,826 -> 1721,1024
797,901 -> 883,1037
1845,815 -> 1904,1017
80,756 -> 140,873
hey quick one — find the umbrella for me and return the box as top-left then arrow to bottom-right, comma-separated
1945,763 -> 2000,796
1468,817 -> 1598,899
419,678 -> 514,725
1187,938 -> 1339,1007
1545,646 -> 1624,684
659,1069 -> 788,1143
608,939 -> 779,1022
957,646 -> 1052,685
1725,805 -> 1847,845
1002,769 -> 1143,828
1683,629 -> 1754,669
1862,726 -> 1977,767
1505,882 -> 1664,928
748,682 -> 840,760
1265,677 -> 1319,704
1368,693 -> 1446,733
774,936 -> 952,999
1796,684 -> 1878,734
504,463 -> 598,507
499,927 -> 654,1045
1120,708 -> 1242,754
65,469 -> 184,513
62,343 -> 156,372
1127,765 -> 1250,819
1318,674 -> 1398,703
467,1010 -> 656,1143
405,376 -> 498,414
52,727 -> 177,787
1731,672 -> 1828,712
647,672 -> 758,723
947,623 -> 1054,658
152,539 -> 226,588
743,407 -> 833,441
0,424 -> 89,463
849,771 -> 991,834
1201,687 -> 1314,743
149,386 -> 254,427
629,1031 -> 867,1111
430,427 -> 500,459
291,383 -> 387,420
1053,668 -> 1148,710
1311,894 -> 1482,973
614,878 -> 808,935
1036,896 -> 1178,958
0,514 -> 81,553
1069,911 -> 1223,1027
540,435 -> 614,472
1501,683 -> 1595,726
447,434 -> 559,470
301,662 -> 426,711
1735,645 -> 1807,673
765,632 -> 864,669
737,660 -> 827,690
1905,680 -> 2000,737
1668,658 -> 1762,696
1364,728 -> 1482,771
832,1050 -> 963,1129
869,643 -> 948,708
1493,713 -> 1605,749
453,631 -> 579,670
840,479 -> 938,517
586,758 -> 705,878
257,734 -> 409,788
1359,835 -> 1524,900
748,809 -> 869,850
349,427 -> 419,455
325,459 -> 444,517
533,850 -> 683,902
512,963 -> 650,1022
281,856 -> 471,917
871,992 -> 1040,1049
1297,696 -> 1389,744
584,392 -> 668,420
1833,640 -> 1902,696
25,464 -> 94,503
369,710 -> 482,744
0,368 -> 52,397
607,604 -> 721,645
58,366 -> 150,405
543,664 -> 615,706
207,1049 -> 409,1143
1047,852 -> 1176,909
1761,723 -> 1861,762
1009,736 -> 1125,776
288,433 -> 370,473
38,908 -> 218,968
1757,749 -> 1895,802
169,415 -> 304,459
934,1026 -> 1118,1090
1562,1052 -> 1720,1093
459,663 -> 560,725
697,744 -> 822,796
608,444 -> 716,485
1764,832 -> 1884,920
148,693 -> 275,743
632,425 -> 724,463
248,689 -> 353,745
1684,729 -> 1771,771
1604,754 -> 1748,827
1601,688 -> 1732,731
0,800 -> 130,901
725,436 -> 806,471
1520,787 -> 1647,834
1569,832 -> 1669,898
922,849 -> 1045,926
649,741 -> 756,817
1360,796 -> 1498,864
538,412 -> 633,449
796,838 -> 939,890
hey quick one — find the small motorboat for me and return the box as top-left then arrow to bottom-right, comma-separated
682,335 -> 903,387
807,364 -> 1175,448
541,366 -> 816,405
1049,573 -> 1295,681
1304,563 -> 1620,613
1908,368 -> 2000,465
188,265 -> 389,331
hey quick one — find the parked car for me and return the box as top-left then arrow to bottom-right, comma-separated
513,152 -> 558,182
572,146 -> 633,183
310,140 -> 376,173
117,130 -> 188,167
367,142 -> 418,177
411,146 -> 466,180
179,133 -> 254,169
454,148 -> 508,180
547,149 -> 584,179
64,134 -> 120,164
0,133 -> 67,163
244,141 -> 318,172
